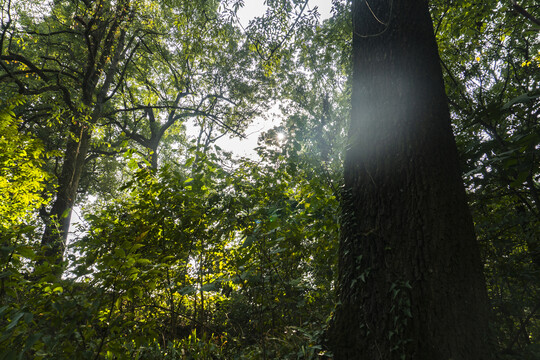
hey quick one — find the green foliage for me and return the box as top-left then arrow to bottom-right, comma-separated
0,134 -> 339,358
135,331 -> 226,359
433,0 -> 540,356
0,98 -> 49,228
1,0 -> 539,358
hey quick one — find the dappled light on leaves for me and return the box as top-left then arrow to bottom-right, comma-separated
0,0 -> 539,358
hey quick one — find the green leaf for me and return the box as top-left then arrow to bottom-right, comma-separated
16,246 -> 35,260
131,243 -> 145,252
23,312 -> 33,324
510,171 -> 529,187
5,312 -> 24,330
1,349 -> 17,360
404,308 -> 412,318
127,287 -> 141,300
128,158 -> 138,170
179,285 -> 196,295
270,247 -> 285,254
136,258 -> 151,265
114,248 -> 126,258
502,91 -> 540,110
242,235 -> 256,248
200,282 -> 218,292
23,332 -> 42,353
115,297 -> 122,310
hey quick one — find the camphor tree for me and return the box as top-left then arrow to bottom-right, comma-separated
325,0 -> 494,358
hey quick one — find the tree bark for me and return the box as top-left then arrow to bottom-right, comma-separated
39,6 -> 129,263
41,122 -> 91,260
325,0 -> 494,358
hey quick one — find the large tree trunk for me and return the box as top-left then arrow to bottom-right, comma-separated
325,0 -> 494,358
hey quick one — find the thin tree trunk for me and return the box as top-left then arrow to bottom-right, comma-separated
41,123 -> 91,261
40,20 -> 127,265
325,0 -> 494,358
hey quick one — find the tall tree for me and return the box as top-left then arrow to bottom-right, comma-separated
325,0 -> 494,358
431,1 -> 540,351
0,0 -> 262,265
1,0 -> 143,261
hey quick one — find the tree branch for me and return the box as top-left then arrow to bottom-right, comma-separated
511,1 -> 540,27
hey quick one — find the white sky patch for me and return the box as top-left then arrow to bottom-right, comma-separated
201,0 -> 332,159
308,0 -> 333,21
237,0 -> 332,27
214,103 -> 282,158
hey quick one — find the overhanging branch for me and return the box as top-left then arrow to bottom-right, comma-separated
511,1 -> 540,27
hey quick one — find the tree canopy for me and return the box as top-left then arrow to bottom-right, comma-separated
0,0 -> 539,359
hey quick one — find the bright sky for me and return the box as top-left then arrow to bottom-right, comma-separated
212,0 -> 333,158
238,0 -> 332,26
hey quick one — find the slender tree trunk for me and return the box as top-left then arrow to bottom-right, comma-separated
41,123 -> 91,260
325,1 -> 494,358
40,19 -> 127,264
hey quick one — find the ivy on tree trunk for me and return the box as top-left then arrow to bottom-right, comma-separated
325,0 -> 494,358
